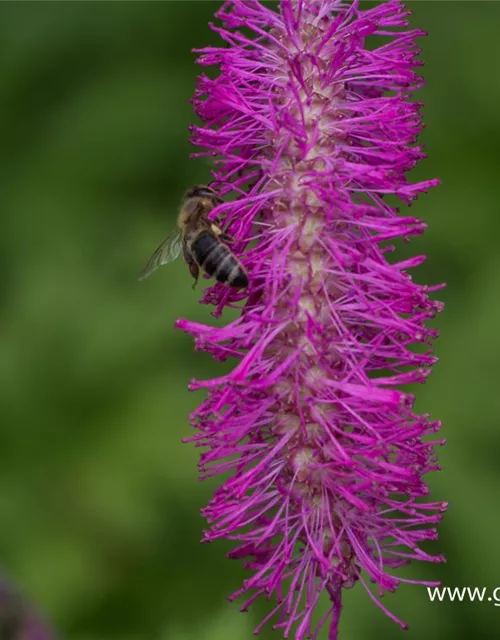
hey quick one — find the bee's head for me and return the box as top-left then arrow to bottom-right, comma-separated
186,184 -> 223,203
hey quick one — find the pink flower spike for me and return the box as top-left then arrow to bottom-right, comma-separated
180,1 -> 446,638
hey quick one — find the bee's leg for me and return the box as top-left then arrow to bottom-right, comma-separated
189,262 -> 200,290
210,221 -> 222,236
182,241 -> 192,265
211,221 -> 234,244
183,242 -> 200,290
220,232 -> 234,244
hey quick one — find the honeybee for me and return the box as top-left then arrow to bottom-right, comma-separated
139,185 -> 248,289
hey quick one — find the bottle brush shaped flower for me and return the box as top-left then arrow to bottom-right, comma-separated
177,0 -> 446,637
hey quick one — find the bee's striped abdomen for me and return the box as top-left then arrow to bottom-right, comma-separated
190,231 -> 248,289
189,231 -> 218,265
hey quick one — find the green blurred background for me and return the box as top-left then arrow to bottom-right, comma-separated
0,2 -> 497,639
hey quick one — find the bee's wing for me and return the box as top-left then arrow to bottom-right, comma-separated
139,229 -> 183,281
